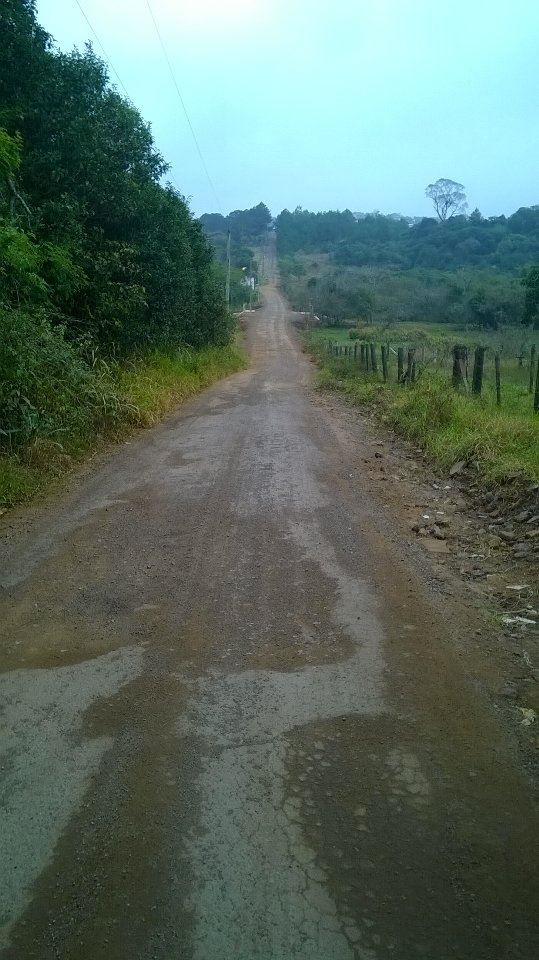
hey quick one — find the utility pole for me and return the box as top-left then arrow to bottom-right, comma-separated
249,256 -> 254,311
225,229 -> 231,309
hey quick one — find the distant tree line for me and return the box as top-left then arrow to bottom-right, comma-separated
199,202 -> 272,307
0,0 -> 231,355
275,205 -> 539,274
281,258 -> 528,331
200,203 -> 272,243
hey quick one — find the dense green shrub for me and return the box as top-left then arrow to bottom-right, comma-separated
0,1 -> 231,356
0,1 -> 235,462
0,309 -> 124,447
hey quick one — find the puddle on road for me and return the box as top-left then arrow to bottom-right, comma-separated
0,645 -> 143,950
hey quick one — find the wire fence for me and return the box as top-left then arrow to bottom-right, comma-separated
323,338 -> 539,414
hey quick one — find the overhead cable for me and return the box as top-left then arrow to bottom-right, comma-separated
144,0 -> 222,212
73,0 -> 130,100
72,0 -> 183,194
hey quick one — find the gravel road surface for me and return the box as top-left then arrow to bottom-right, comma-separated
1,257 -> 537,959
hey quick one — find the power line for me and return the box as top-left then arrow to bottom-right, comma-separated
72,0 -> 183,195
73,1 -> 130,100
144,0 -> 222,213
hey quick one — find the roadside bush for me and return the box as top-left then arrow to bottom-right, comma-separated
0,308 -> 124,449
391,377 -> 457,438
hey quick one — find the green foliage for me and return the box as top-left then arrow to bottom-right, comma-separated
275,206 -> 539,273
277,207 -> 358,255
201,203 -> 272,243
0,128 -> 21,179
309,334 -> 539,483
0,1 -> 230,355
282,254 -> 525,330
0,308 -> 120,447
0,1 -> 236,481
0,224 -> 45,303
115,343 -> 246,424
227,202 -> 272,240
204,233 -> 259,309
522,265 -> 539,329
0,222 -> 82,309
0,333 -> 246,507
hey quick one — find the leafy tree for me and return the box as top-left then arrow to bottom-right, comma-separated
227,202 -> 272,240
0,1 -> 230,354
425,178 -> 467,221
274,203 -> 539,276
199,212 -> 227,235
468,289 -> 499,329
1,1 -> 234,456
522,265 -> 539,329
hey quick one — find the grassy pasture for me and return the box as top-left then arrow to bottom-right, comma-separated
306,325 -> 539,483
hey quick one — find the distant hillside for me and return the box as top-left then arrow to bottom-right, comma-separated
275,206 -> 539,272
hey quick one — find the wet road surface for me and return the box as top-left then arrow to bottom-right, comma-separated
1,261 -> 538,959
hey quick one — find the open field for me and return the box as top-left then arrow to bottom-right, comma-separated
306,325 -> 539,483
308,320 -> 537,354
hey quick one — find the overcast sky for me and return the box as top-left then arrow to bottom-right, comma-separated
37,0 -> 539,218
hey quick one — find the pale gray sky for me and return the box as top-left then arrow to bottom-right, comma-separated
37,0 -> 539,218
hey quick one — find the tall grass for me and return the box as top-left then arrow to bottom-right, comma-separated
0,342 -> 246,509
115,345 -> 244,424
311,341 -> 539,483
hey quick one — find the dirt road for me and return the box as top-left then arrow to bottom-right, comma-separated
1,259 -> 538,959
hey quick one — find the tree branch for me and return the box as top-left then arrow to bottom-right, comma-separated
6,176 -> 32,228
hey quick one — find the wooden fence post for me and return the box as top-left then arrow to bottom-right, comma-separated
529,345 -> 536,394
452,345 -> 468,390
406,348 -> 416,385
370,342 -> 378,373
354,342 -> 358,360
472,345 -> 486,396
381,345 -> 388,382
365,344 -> 370,372
534,358 -> 539,413
495,352 -> 502,407
397,347 -> 404,384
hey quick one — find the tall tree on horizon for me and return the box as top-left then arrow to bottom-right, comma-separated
425,178 -> 468,221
